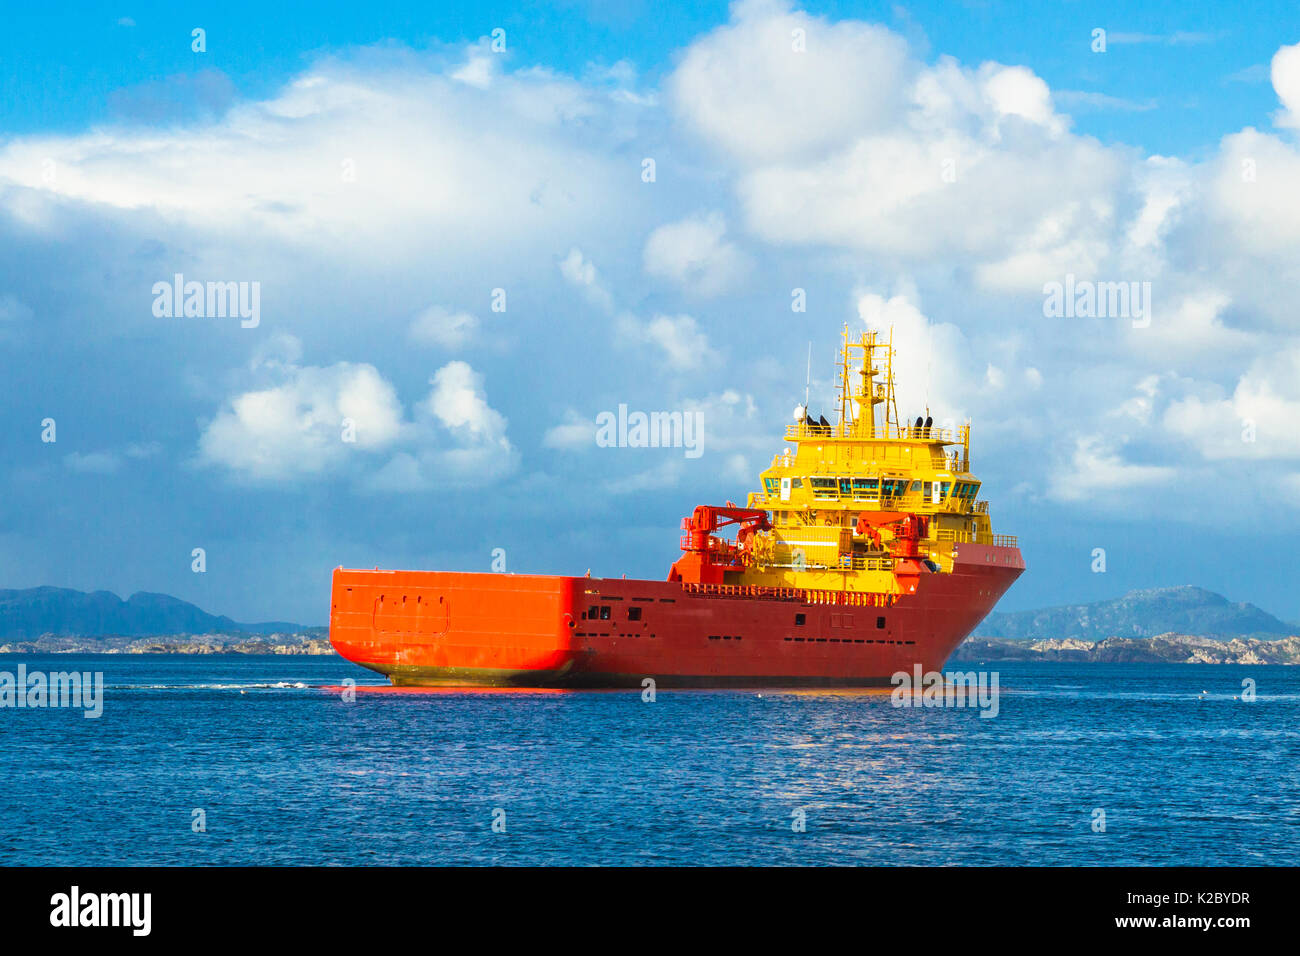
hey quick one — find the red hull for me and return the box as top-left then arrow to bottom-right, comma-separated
329,542 -> 1024,687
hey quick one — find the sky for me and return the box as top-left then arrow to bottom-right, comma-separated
2,0 -> 1299,625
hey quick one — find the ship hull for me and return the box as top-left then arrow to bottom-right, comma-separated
329,542 -> 1024,688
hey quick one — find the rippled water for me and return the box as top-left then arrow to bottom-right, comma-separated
2,654 -> 1296,865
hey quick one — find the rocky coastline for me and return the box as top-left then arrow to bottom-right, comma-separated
0,633 -> 334,655
952,633 -> 1300,664
4,631 -> 1299,662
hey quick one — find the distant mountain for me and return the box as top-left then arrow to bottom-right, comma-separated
975,586 -> 1294,641
952,634 -> 1300,665
0,586 -> 318,640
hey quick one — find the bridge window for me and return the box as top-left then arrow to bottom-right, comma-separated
599,606 -> 611,620
852,478 -> 878,498
810,477 -> 838,498
876,616 -> 886,629
795,613 -> 806,626
628,606 -> 642,621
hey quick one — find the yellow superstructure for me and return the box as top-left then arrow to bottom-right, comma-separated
737,326 -> 1016,594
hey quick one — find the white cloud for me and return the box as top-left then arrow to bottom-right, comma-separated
451,49 -> 499,90
61,440 -> 163,475
64,451 -> 122,474
4,7 -> 1300,527
198,356 -> 513,486
668,0 -> 910,163
654,10 -> 1300,512
543,410 -> 596,450
1047,436 -> 1175,502
681,389 -> 764,456
250,332 -> 304,369
668,7 -> 1130,290
1164,345 -> 1300,460
1054,91 -> 1157,113
1113,374 -> 1162,425
423,360 -> 509,444
409,306 -> 479,348
198,362 -> 404,480
1126,155 -> 1192,254
596,389 -> 755,501
558,247 -> 614,312
1202,129 -> 1300,259
0,52 -> 640,272
1271,41 -> 1300,127
603,458 -> 686,495
365,362 -> 516,491
643,212 -> 749,297
983,65 -> 1061,131
856,291 -> 975,421
1136,289 -> 1248,356
617,313 -> 716,371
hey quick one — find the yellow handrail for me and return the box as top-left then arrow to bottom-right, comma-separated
784,422 -> 965,443
936,530 -> 1018,547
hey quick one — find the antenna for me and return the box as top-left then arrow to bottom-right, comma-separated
925,331 -> 932,414
804,342 -> 811,408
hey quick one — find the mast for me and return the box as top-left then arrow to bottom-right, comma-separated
819,326 -> 910,440
886,327 -> 899,431
838,325 -> 850,433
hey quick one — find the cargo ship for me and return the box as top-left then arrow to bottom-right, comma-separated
330,327 -> 1024,686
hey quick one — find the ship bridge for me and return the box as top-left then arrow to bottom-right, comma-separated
670,326 -> 1016,595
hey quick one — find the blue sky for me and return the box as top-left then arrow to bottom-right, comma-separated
2,0 -> 1299,624
3,1 -> 1291,148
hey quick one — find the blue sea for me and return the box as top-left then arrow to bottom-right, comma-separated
1,655 -> 1296,866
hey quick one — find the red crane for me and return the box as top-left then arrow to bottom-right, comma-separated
668,504 -> 771,584
667,504 -> 933,592
854,511 -> 932,593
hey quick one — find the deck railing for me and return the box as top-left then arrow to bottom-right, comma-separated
751,492 -> 978,511
784,422 -> 966,443
679,582 -> 899,607
848,556 -> 895,571
936,530 -> 1019,548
